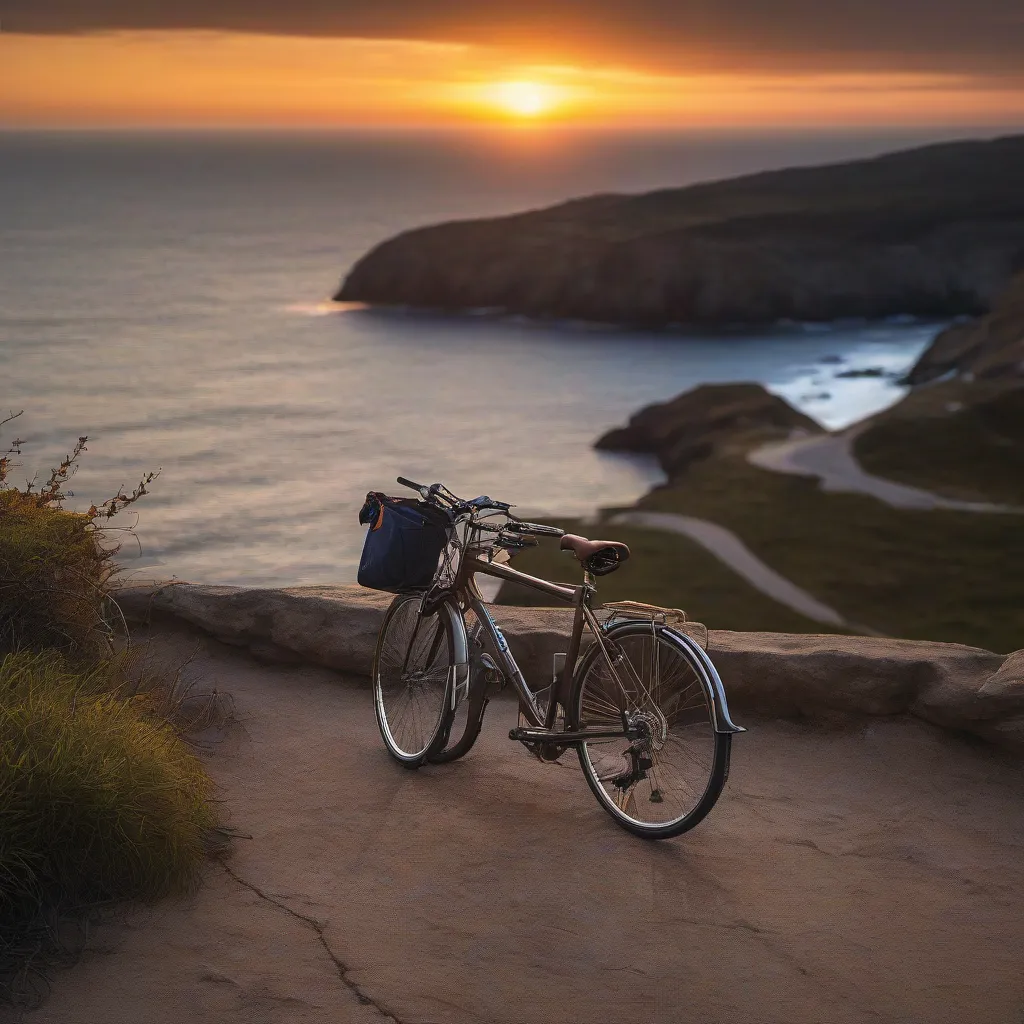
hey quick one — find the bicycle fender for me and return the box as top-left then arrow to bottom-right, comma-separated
663,626 -> 745,734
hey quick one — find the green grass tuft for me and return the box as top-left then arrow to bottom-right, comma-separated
0,651 -> 216,973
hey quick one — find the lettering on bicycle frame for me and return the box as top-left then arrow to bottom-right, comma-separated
477,603 -> 509,653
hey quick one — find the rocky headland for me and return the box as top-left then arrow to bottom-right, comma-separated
337,134 -> 1024,327
595,381 -> 821,478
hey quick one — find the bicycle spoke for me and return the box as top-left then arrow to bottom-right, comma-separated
375,597 -> 454,761
576,626 -> 726,835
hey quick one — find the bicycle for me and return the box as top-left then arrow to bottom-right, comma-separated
366,477 -> 744,840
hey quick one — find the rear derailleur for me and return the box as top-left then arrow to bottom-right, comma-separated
611,736 -> 662,803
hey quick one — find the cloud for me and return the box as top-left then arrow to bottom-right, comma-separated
5,0 -> 1024,76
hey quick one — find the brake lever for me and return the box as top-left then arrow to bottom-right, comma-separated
497,530 -> 538,549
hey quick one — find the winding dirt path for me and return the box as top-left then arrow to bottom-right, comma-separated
610,511 -> 859,630
22,627 -> 1024,1024
748,429 -> 1021,513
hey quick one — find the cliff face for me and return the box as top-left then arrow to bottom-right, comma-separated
904,271 -> 1024,384
595,382 -> 820,477
337,135 -> 1024,328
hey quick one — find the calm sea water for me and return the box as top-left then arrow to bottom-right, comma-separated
0,129 -> 957,584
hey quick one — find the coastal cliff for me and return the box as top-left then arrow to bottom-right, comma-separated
337,135 -> 1024,327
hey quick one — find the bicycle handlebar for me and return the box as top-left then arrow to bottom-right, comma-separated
396,476 -> 431,499
395,478 -> 563,537
396,476 -> 457,506
398,476 -> 508,513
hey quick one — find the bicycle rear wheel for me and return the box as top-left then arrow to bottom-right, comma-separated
373,594 -> 458,768
570,621 -> 731,839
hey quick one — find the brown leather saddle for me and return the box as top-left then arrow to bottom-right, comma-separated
559,534 -> 631,576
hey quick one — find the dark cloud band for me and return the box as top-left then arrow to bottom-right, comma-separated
5,0 -> 1024,75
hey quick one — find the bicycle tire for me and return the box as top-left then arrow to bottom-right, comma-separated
569,620 -> 731,840
372,594 -> 460,768
428,680 -> 488,763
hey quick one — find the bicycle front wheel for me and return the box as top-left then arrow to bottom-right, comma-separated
570,621 -> 731,839
373,594 -> 458,768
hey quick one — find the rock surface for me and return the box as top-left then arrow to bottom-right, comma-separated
23,631 -> 1024,1024
595,382 -> 821,476
118,581 -> 1023,751
905,270 -> 1024,384
337,135 -> 1024,327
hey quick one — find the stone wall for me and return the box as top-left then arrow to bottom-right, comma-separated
118,582 -> 1023,752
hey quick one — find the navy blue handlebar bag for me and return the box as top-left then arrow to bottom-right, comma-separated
357,492 -> 451,592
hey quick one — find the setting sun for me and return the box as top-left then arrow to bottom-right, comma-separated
491,81 -> 556,118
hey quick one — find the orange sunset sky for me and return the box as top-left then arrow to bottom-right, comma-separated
2,1 -> 1024,128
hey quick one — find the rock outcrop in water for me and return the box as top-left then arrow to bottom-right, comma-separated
336,135 -> 1024,328
905,271 -> 1024,385
595,383 -> 820,477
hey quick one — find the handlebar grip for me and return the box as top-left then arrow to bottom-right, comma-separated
397,476 -> 423,492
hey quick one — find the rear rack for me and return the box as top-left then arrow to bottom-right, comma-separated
599,600 -> 709,651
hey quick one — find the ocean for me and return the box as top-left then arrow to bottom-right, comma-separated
0,128 -> 961,584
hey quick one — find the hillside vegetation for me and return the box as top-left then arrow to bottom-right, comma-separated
855,383 -> 1024,506
905,270 -> 1024,384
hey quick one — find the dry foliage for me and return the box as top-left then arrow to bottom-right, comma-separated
0,412 -> 159,659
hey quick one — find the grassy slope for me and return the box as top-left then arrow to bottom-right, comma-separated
636,458 -> 1023,653
854,383 -> 1024,505
496,519 -> 846,636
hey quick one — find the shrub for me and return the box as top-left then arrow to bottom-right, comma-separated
0,491 -> 110,658
0,652 -> 215,963
0,413 -> 157,659
0,414 -> 216,1003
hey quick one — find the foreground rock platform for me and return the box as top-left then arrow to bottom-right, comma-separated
17,629 -> 1023,1024
118,582 -> 1023,751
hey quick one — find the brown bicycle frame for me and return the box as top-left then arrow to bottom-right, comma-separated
458,549 -> 632,739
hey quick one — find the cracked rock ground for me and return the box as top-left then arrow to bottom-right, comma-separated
11,625 -> 1024,1024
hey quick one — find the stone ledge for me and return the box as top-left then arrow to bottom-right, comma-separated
117,581 -> 1023,752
